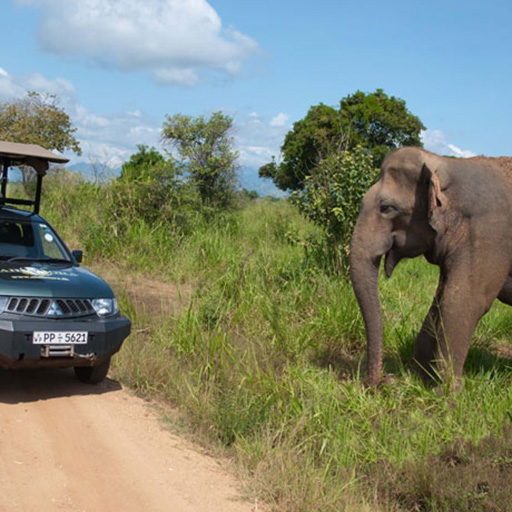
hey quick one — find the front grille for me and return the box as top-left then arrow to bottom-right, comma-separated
6,297 -> 95,318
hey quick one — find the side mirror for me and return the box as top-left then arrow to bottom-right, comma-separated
72,249 -> 83,263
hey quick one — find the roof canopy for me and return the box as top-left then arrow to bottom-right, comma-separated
0,140 -> 70,213
0,140 -> 69,176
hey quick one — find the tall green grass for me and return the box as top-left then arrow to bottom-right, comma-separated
41,177 -> 512,511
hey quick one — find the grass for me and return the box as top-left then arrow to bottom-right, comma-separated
38,177 -> 512,511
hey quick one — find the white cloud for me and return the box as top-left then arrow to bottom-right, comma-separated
0,68 -> 79,118
270,112 -> 289,127
446,143 -> 477,158
0,68 -> 162,167
0,69 -> 22,98
24,0 -> 260,86
236,112 -> 290,169
421,129 -> 477,158
0,67 -> 288,184
72,107 -> 162,167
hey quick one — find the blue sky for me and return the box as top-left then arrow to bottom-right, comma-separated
1,0 -> 511,187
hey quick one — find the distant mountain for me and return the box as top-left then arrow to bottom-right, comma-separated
67,163 -> 286,198
68,162 -> 120,182
237,167 -> 287,198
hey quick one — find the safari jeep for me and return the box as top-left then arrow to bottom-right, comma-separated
0,141 -> 130,383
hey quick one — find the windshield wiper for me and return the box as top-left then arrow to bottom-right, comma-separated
5,256 -> 71,264
4,256 -> 36,263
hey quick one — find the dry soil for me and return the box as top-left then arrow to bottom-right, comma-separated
0,369 -> 258,512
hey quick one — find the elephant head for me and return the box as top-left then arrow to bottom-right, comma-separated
350,148 -> 450,385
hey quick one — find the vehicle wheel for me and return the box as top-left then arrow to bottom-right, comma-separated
74,357 -> 111,384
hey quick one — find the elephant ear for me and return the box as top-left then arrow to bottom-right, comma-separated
423,163 -> 449,235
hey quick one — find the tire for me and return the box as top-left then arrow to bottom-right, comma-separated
74,357 -> 111,384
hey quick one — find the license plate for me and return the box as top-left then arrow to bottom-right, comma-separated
33,331 -> 88,344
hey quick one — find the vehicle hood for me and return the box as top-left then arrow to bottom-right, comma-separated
0,264 -> 114,298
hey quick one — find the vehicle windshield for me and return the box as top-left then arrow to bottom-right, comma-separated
0,219 -> 71,262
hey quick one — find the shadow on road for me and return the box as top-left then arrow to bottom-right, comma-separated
0,368 -> 122,404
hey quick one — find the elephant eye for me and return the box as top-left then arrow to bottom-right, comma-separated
379,204 -> 398,216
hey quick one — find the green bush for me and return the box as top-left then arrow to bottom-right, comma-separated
291,146 -> 378,273
112,145 -> 201,233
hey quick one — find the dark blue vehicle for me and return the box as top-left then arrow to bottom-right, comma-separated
0,141 -> 130,383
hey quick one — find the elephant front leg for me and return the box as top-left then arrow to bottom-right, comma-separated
414,300 -> 441,381
414,277 -> 447,381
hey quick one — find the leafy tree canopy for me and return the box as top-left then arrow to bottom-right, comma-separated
260,103 -> 341,191
339,89 -> 425,166
112,144 -> 197,228
161,111 -> 238,208
119,144 -> 167,182
0,91 -> 81,155
259,89 -> 425,192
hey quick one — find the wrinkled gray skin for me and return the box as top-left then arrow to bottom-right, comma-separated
350,147 -> 512,386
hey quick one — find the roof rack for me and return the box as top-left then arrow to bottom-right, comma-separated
0,141 -> 69,214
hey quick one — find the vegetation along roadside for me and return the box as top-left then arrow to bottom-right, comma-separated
3,89 -> 512,511
45,187 -> 512,511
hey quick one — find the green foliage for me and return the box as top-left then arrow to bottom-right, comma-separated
259,89 -> 423,273
105,199 -> 512,511
339,89 -> 425,167
111,144 -> 200,233
0,91 -> 81,155
374,426 -> 512,511
118,144 -> 166,181
161,111 -> 238,208
259,103 -> 342,191
38,179 -> 512,512
0,91 -> 81,196
235,187 -> 260,207
291,146 -> 378,273
260,89 -> 424,192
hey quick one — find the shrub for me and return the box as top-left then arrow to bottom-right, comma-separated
110,145 -> 201,236
291,146 -> 378,273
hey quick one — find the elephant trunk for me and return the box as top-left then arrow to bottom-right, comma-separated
350,203 -> 392,386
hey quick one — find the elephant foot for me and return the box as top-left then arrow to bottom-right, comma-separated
433,377 -> 462,397
364,373 -> 395,388
412,358 -> 440,385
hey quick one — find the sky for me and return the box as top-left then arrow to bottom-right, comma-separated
1,0 -> 511,190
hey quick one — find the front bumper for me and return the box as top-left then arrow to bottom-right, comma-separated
0,314 -> 131,369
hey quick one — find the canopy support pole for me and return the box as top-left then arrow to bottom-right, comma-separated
34,173 -> 43,214
1,157 -> 9,204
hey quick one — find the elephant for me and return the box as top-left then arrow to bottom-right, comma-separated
350,147 -> 512,386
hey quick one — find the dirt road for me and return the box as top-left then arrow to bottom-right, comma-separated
0,368 -> 257,512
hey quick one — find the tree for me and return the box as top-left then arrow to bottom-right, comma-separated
0,91 -> 81,195
338,89 -> 425,167
112,145 -> 198,228
259,89 -> 425,192
259,103 -> 342,191
161,111 -> 238,208
0,91 -> 81,154
119,144 -> 166,182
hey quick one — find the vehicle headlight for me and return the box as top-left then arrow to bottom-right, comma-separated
0,296 -> 8,314
92,298 -> 119,317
